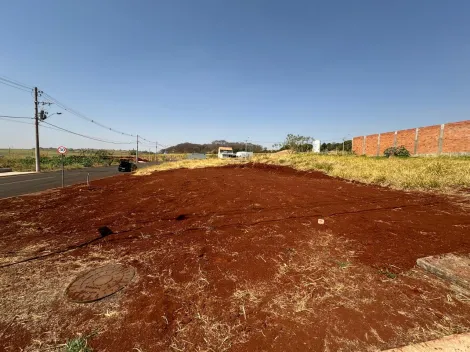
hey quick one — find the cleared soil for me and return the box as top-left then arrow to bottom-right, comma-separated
0,164 -> 469,351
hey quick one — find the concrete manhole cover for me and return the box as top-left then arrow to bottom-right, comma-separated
66,264 -> 135,303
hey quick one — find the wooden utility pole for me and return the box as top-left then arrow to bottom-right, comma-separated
136,135 -> 139,164
34,87 -> 40,172
155,141 -> 158,162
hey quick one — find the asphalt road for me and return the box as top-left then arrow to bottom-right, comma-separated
0,163 -> 155,199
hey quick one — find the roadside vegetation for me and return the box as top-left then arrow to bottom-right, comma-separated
137,153 -> 470,192
0,150 -> 117,172
253,153 -> 470,191
136,158 -> 235,175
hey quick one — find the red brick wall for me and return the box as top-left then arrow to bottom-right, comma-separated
442,120 -> 470,153
352,119 -> 470,156
379,132 -> 395,155
417,125 -> 440,154
352,136 -> 364,155
365,134 -> 379,156
396,128 -> 416,154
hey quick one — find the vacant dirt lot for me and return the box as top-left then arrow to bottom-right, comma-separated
1,164 -> 469,351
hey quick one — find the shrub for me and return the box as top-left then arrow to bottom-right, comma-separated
82,158 -> 94,167
384,145 -> 410,158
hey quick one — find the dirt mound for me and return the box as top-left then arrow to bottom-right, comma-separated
1,163 -> 469,351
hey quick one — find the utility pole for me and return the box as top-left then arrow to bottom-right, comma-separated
342,138 -> 345,154
155,141 -> 158,162
136,135 -> 139,164
34,87 -> 40,172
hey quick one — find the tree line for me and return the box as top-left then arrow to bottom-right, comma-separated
160,140 -> 266,154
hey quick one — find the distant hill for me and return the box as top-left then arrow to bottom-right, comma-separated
161,140 -> 266,154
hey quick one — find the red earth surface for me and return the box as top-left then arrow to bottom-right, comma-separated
0,164 -> 469,351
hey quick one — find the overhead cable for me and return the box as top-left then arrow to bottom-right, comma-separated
0,115 -> 33,119
0,117 -> 35,125
0,78 -> 33,93
40,121 -> 135,145
0,76 -> 33,90
41,92 -> 137,138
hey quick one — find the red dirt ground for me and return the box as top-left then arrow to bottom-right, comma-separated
1,164 -> 469,351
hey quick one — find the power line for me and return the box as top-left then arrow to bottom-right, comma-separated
42,92 -> 160,145
0,115 -> 33,119
0,79 -> 33,93
40,121 -> 135,145
139,135 -> 158,144
0,76 -> 33,90
41,92 -> 138,138
1,75 -> 161,145
0,117 -> 132,141
0,117 -> 35,125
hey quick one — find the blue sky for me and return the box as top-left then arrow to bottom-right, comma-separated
1,0 -> 469,150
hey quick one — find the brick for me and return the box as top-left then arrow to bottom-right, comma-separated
417,125 -> 440,154
352,119 -> 470,156
396,129 -> 416,154
442,120 -> 470,153
352,137 -> 364,155
379,132 -> 395,155
365,134 -> 379,156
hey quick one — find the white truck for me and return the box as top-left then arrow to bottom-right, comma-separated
217,147 -> 253,159
235,151 -> 253,158
218,147 -> 236,159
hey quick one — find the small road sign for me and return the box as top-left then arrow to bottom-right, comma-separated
57,146 -> 67,154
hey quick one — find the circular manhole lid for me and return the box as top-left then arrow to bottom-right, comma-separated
66,264 -> 135,303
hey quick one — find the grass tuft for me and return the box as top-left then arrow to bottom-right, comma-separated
379,269 -> 398,279
336,261 -> 350,269
64,335 -> 93,352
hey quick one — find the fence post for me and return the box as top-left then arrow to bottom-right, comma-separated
414,128 -> 419,155
377,134 -> 381,156
362,136 -> 366,155
438,124 -> 445,155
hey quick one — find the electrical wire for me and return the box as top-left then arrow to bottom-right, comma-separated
0,117 -> 34,125
0,75 -> 161,144
0,79 -> 33,93
139,135 -> 158,144
41,92 -> 137,138
0,76 -> 33,90
0,115 -> 33,119
0,116 -> 84,133
42,93 -> 161,145
40,121 -> 135,145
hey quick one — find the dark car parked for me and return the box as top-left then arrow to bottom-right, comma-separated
118,160 -> 137,172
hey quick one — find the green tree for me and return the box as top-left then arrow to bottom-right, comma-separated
275,134 -> 314,152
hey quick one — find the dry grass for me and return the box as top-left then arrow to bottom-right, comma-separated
2,226 -> 470,350
136,153 -> 470,191
157,230 -> 470,350
253,153 -> 470,191
225,231 -> 469,350
135,158 -> 243,175
0,245 -> 125,351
